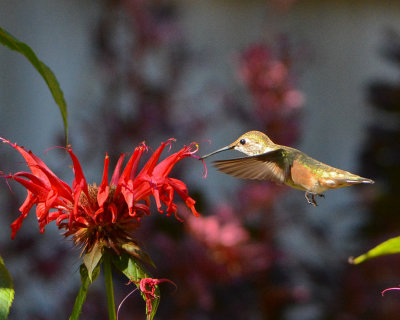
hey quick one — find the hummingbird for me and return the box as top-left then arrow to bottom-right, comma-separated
200,131 -> 374,206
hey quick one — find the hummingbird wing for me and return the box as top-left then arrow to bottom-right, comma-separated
212,149 -> 290,183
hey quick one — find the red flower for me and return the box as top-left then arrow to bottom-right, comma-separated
1,137 -> 201,254
137,277 -> 176,320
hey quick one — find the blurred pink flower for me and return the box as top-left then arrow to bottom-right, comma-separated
124,0 -> 182,47
188,205 -> 249,247
238,43 -> 305,112
238,182 -> 285,212
186,204 -> 271,277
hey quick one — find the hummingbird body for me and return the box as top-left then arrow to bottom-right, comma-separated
201,131 -> 374,206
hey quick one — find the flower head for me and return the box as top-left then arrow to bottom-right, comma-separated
1,137 -> 201,255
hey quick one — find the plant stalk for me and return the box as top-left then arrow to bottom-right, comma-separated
104,253 -> 117,320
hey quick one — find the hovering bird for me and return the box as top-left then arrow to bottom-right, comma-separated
200,131 -> 374,206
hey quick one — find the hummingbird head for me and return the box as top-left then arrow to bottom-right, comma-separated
200,131 -> 275,159
229,131 -> 275,156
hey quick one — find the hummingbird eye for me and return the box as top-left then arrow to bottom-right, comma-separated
240,139 -> 246,145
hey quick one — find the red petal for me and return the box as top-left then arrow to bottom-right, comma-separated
121,180 -> 135,214
97,154 -> 110,208
137,139 -> 174,178
19,191 -> 36,215
36,164 -> 73,201
39,189 -> 59,221
152,187 -> 163,213
11,214 -> 29,239
161,184 -> 175,215
119,145 -> 146,184
67,148 -> 90,225
11,175 -> 53,200
109,203 -> 118,223
167,178 -> 200,217
115,145 -> 146,200
1,138 -> 49,181
130,180 -> 152,202
133,203 -> 151,216
153,142 -> 197,177
10,193 -> 37,239
110,153 -> 125,186
1,139 -> 72,196
68,148 -> 89,200
48,210 -> 65,222
55,213 -> 69,225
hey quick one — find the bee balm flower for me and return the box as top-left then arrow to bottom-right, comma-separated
1,138 -> 200,255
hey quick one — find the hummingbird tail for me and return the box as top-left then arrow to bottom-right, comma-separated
348,177 -> 374,184
335,177 -> 374,187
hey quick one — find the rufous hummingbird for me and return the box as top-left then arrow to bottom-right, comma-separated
200,131 -> 374,206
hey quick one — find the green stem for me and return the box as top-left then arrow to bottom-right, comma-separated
103,252 -> 117,320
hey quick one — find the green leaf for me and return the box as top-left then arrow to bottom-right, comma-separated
69,263 -> 100,320
112,252 -> 160,320
0,26 -> 68,144
122,242 -> 156,268
83,243 -> 103,282
0,256 -> 14,320
350,236 -> 400,265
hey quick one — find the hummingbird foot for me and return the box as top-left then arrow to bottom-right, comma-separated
305,192 -> 324,206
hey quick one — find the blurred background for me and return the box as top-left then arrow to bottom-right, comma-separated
1,0 -> 400,319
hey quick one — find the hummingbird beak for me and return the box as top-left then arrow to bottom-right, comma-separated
200,145 -> 234,160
